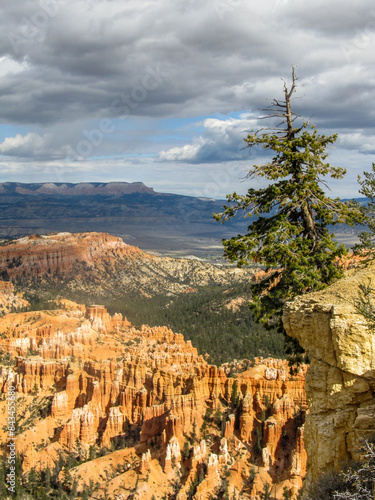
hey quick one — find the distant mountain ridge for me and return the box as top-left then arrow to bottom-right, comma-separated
0,181 -> 250,258
0,181 -> 154,196
0,182 -> 367,256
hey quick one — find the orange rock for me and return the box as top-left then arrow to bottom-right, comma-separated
0,299 -> 307,498
140,449 -> 151,474
224,414 -> 235,439
0,232 -> 148,280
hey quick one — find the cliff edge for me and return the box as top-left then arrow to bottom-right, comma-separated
283,260 -> 375,486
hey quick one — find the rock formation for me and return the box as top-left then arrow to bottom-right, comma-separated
0,232 -> 259,297
283,259 -> 375,487
0,293 -> 307,498
0,280 -> 29,315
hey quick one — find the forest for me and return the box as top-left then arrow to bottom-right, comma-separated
22,281 -> 285,366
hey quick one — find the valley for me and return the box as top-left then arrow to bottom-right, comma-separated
0,289 -> 307,499
0,182 -> 363,258
0,183 -> 370,499
0,232 -> 285,365
0,182 -> 250,260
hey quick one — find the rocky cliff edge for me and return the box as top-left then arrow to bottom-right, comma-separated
283,260 -> 375,485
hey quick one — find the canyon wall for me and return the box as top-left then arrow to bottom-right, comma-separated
283,260 -> 375,486
0,280 -> 29,315
0,232 -> 258,296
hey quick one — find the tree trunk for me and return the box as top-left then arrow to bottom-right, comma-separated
301,202 -> 318,241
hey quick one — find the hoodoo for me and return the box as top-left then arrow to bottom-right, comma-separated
0,291 -> 308,498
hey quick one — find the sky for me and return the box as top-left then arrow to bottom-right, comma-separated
0,0 -> 375,199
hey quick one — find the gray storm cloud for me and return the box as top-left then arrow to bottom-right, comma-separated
0,0 -> 374,195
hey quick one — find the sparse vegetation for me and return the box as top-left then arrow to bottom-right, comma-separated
355,280 -> 375,333
356,162 -> 375,250
305,434 -> 375,500
16,396 -> 53,435
0,349 -> 15,366
0,451 -> 96,499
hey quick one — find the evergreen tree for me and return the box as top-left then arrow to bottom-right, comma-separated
182,441 -> 191,460
230,381 -> 240,408
260,482 -> 277,500
82,490 -> 90,500
215,68 -> 362,359
0,454 -> 7,497
42,465 -> 51,490
283,486 -> 291,499
354,281 -> 375,334
357,162 -> 375,249
190,420 -> 197,443
214,407 -> 223,428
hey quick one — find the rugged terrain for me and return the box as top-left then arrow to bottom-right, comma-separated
0,232 -> 258,298
0,182 -> 362,257
283,258 -> 375,488
0,281 -> 28,316
0,288 -> 307,499
0,232 -> 286,366
0,182 -> 249,258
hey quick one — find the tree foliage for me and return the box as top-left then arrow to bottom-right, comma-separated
105,282 -> 285,364
215,69 -> 362,357
357,163 -> 375,249
354,280 -> 375,334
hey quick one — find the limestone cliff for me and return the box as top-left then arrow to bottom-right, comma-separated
283,260 -> 375,486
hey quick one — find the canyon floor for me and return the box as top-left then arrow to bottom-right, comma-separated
0,286 -> 307,500
0,232 -> 286,365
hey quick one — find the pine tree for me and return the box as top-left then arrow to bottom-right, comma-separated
230,381 -> 240,408
182,441 -> 191,459
357,162 -> 375,249
43,466 -> 51,490
215,68 -> 362,360
283,486 -> 291,499
190,419 -> 197,443
214,407 -> 223,428
0,454 -> 7,497
260,482 -> 277,500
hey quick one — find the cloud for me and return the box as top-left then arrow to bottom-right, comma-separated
1,0 -> 373,126
338,131 -> 375,154
0,0 -> 375,197
159,116 -> 257,163
0,132 -> 60,159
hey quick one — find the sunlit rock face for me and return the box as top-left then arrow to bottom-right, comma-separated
0,231 -> 259,297
0,280 -> 28,315
0,293 -> 307,498
283,260 -> 375,487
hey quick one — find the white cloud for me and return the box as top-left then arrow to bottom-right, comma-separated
338,131 -> 375,154
0,133 -> 44,154
159,116 -> 258,163
0,56 -> 28,78
160,143 -> 202,161
0,132 -> 66,159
